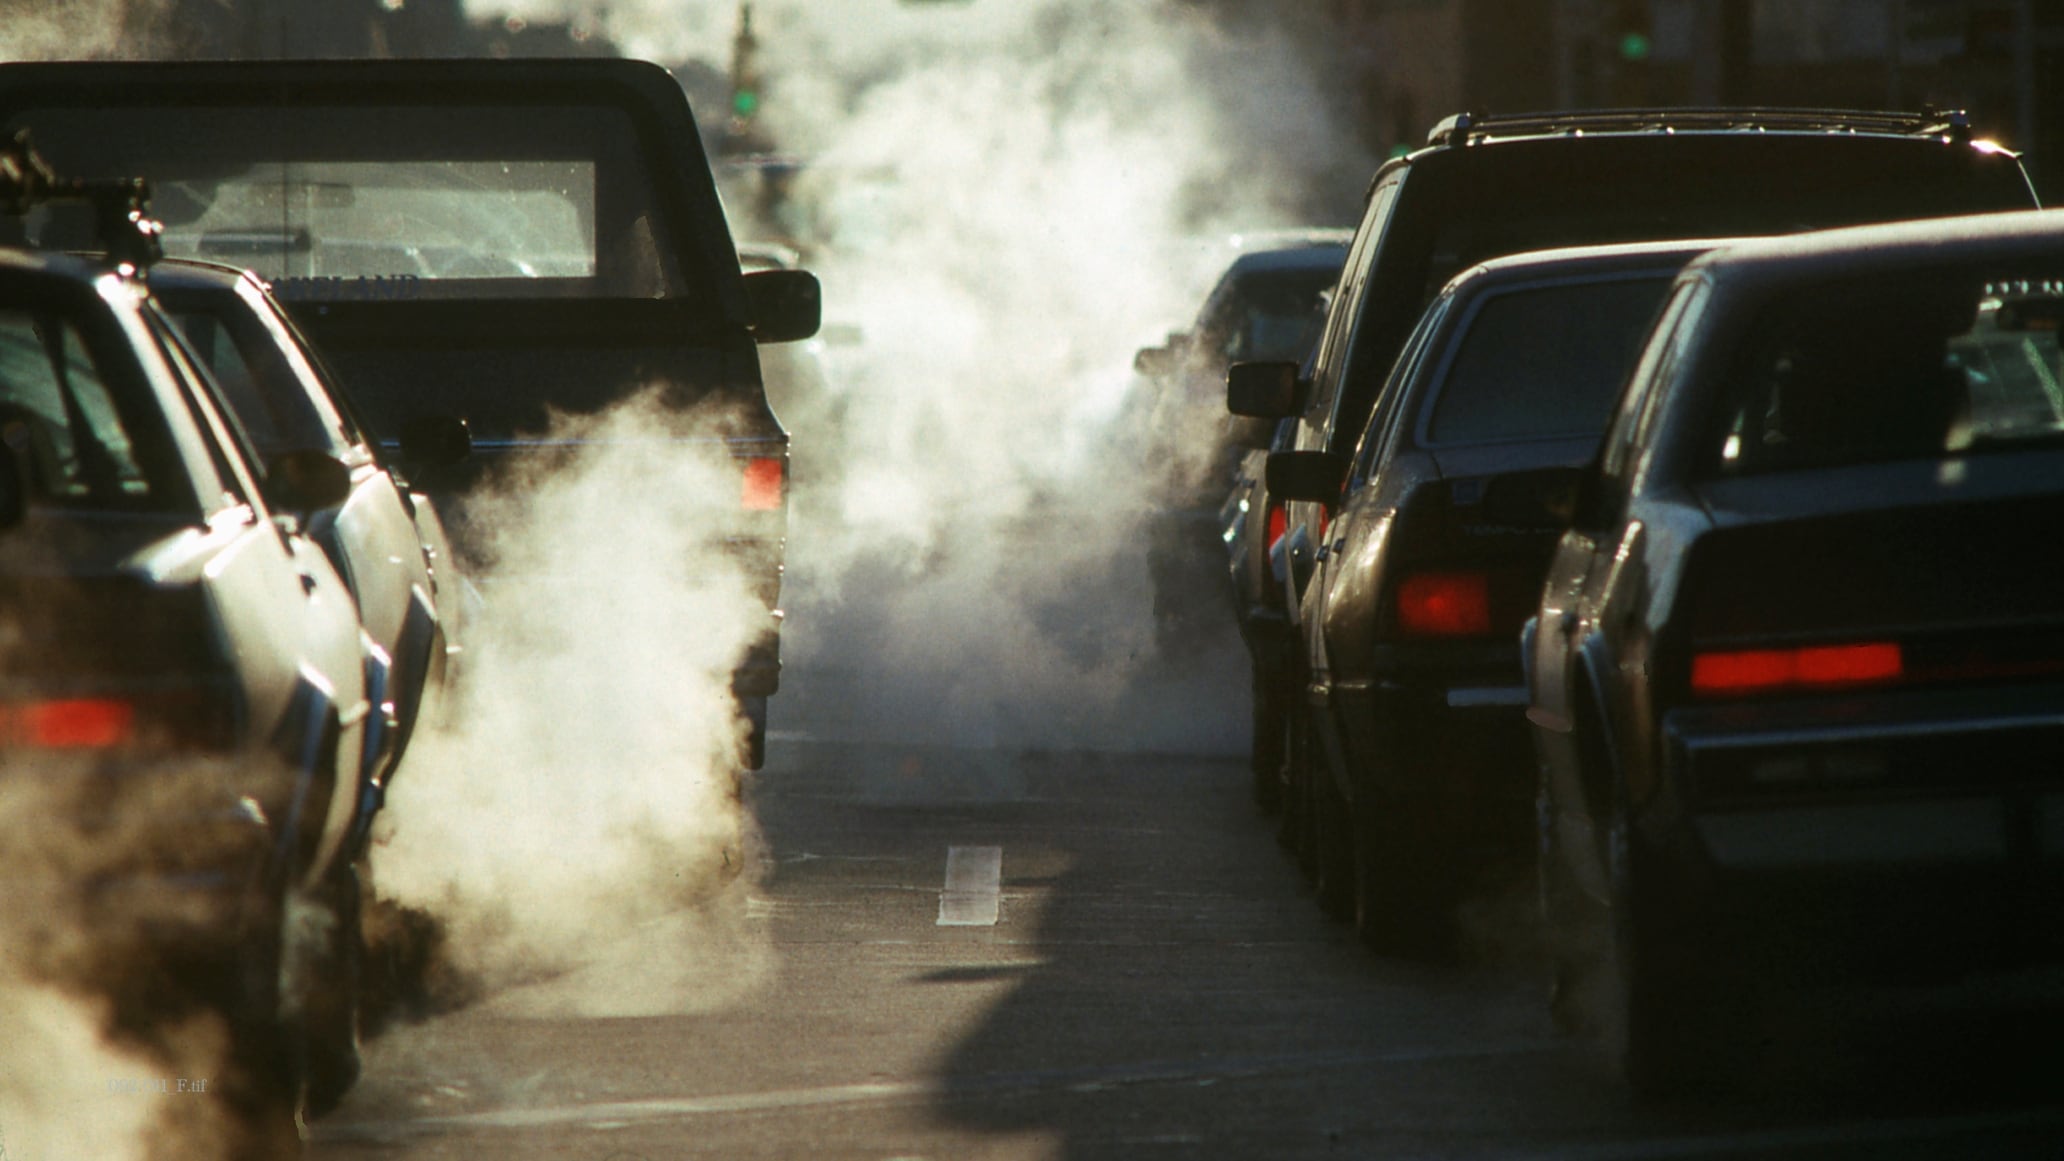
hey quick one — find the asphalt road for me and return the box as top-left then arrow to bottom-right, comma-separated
306,671 -> 2064,1159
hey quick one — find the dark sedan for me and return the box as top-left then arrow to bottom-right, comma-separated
1267,239 -> 1719,950
1521,209 -> 2064,1095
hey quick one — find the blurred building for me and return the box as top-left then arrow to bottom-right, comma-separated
1320,0 -> 2059,197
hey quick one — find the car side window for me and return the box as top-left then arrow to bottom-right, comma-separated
144,309 -> 263,515
1596,279 -> 1705,515
1308,172 -> 1399,425
0,310 -> 155,506
1349,287 -> 1450,489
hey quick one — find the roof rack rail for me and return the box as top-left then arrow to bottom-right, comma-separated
0,131 -> 163,271
1426,106 -> 1973,148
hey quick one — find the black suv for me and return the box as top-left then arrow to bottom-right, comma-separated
1228,107 -> 2039,923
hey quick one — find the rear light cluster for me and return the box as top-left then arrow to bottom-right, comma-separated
1691,642 -> 1903,698
0,698 -> 137,748
1396,571 -> 1491,638
740,456 -> 785,512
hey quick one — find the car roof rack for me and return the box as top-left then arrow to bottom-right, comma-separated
1425,107 -> 1972,149
0,131 -> 163,271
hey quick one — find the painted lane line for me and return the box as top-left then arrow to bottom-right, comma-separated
937,845 -> 1002,926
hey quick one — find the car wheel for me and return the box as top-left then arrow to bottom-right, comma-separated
1310,764 -> 1356,923
1250,664 -> 1285,815
1275,696 -> 1310,867
300,861 -> 364,1119
1351,789 -> 1448,957
1595,800 -> 1715,1101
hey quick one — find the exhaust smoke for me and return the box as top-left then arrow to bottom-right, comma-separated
367,395 -> 774,1019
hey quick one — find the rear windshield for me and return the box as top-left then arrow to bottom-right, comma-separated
0,306 -> 175,511
7,103 -> 689,304
1709,272 -> 2064,475
1199,261 -> 1344,364
1421,273 -> 1675,446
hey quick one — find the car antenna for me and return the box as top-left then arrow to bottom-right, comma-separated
0,130 -> 164,274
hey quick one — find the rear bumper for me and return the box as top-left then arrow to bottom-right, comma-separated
1332,647 -> 1536,848
1643,682 -> 2064,974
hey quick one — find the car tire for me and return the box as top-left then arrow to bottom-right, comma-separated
1250,664 -> 1285,815
1310,764 -> 1356,923
300,861 -> 364,1119
1351,789 -> 1449,958
1275,696 -> 1310,866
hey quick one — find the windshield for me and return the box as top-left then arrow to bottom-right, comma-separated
1710,272 -> 2064,475
1421,273 -> 1675,446
8,103 -> 686,303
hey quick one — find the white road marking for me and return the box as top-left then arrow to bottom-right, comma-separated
937,845 -> 1002,927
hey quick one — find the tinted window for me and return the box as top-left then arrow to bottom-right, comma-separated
14,104 -> 684,303
1422,275 -> 1673,446
172,302 -> 345,459
0,310 -> 158,506
1710,273 -> 2064,475
1199,263 -> 1343,364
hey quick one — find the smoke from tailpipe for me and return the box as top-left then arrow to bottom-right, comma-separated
472,0 -> 1374,756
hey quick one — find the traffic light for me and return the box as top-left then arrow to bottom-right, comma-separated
1609,0 -> 1653,104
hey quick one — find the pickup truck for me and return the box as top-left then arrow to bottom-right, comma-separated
0,58 -> 821,768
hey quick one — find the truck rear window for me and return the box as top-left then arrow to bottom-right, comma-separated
9,103 -> 686,303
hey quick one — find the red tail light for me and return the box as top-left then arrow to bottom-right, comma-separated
1692,641 -> 1903,697
1,698 -> 137,748
740,457 -> 784,511
1265,503 -> 1287,551
1396,571 -> 1492,638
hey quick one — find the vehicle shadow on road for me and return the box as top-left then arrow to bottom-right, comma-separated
919,753 -> 2064,1160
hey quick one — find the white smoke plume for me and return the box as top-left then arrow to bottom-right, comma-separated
456,0 -> 1374,755
0,754 -> 295,1159
0,0 -> 141,61
367,396 -> 773,1016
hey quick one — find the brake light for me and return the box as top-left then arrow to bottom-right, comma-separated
1265,503 -> 1287,551
0,698 -> 136,748
741,457 -> 784,511
1692,642 -> 1903,697
1396,571 -> 1491,637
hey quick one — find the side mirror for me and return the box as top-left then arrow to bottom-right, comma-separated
1266,450 -> 1348,504
744,268 -> 822,344
1228,361 -> 1303,419
265,449 -> 352,514
1480,465 -> 1587,530
398,413 -> 472,469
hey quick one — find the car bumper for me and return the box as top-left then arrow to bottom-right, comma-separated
1646,682 -> 2064,975
1334,650 -> 1536,846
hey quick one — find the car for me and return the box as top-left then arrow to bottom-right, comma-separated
153,257 -> 469,858
1517,208 -> 2064,1094
0,151 -> 372,1127
0,57 -> 823,770
1126,235 -> 1348,658
1226,105 -> 2039,912
1218,413 -> 1299,810
1263,238 -> 1719,947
